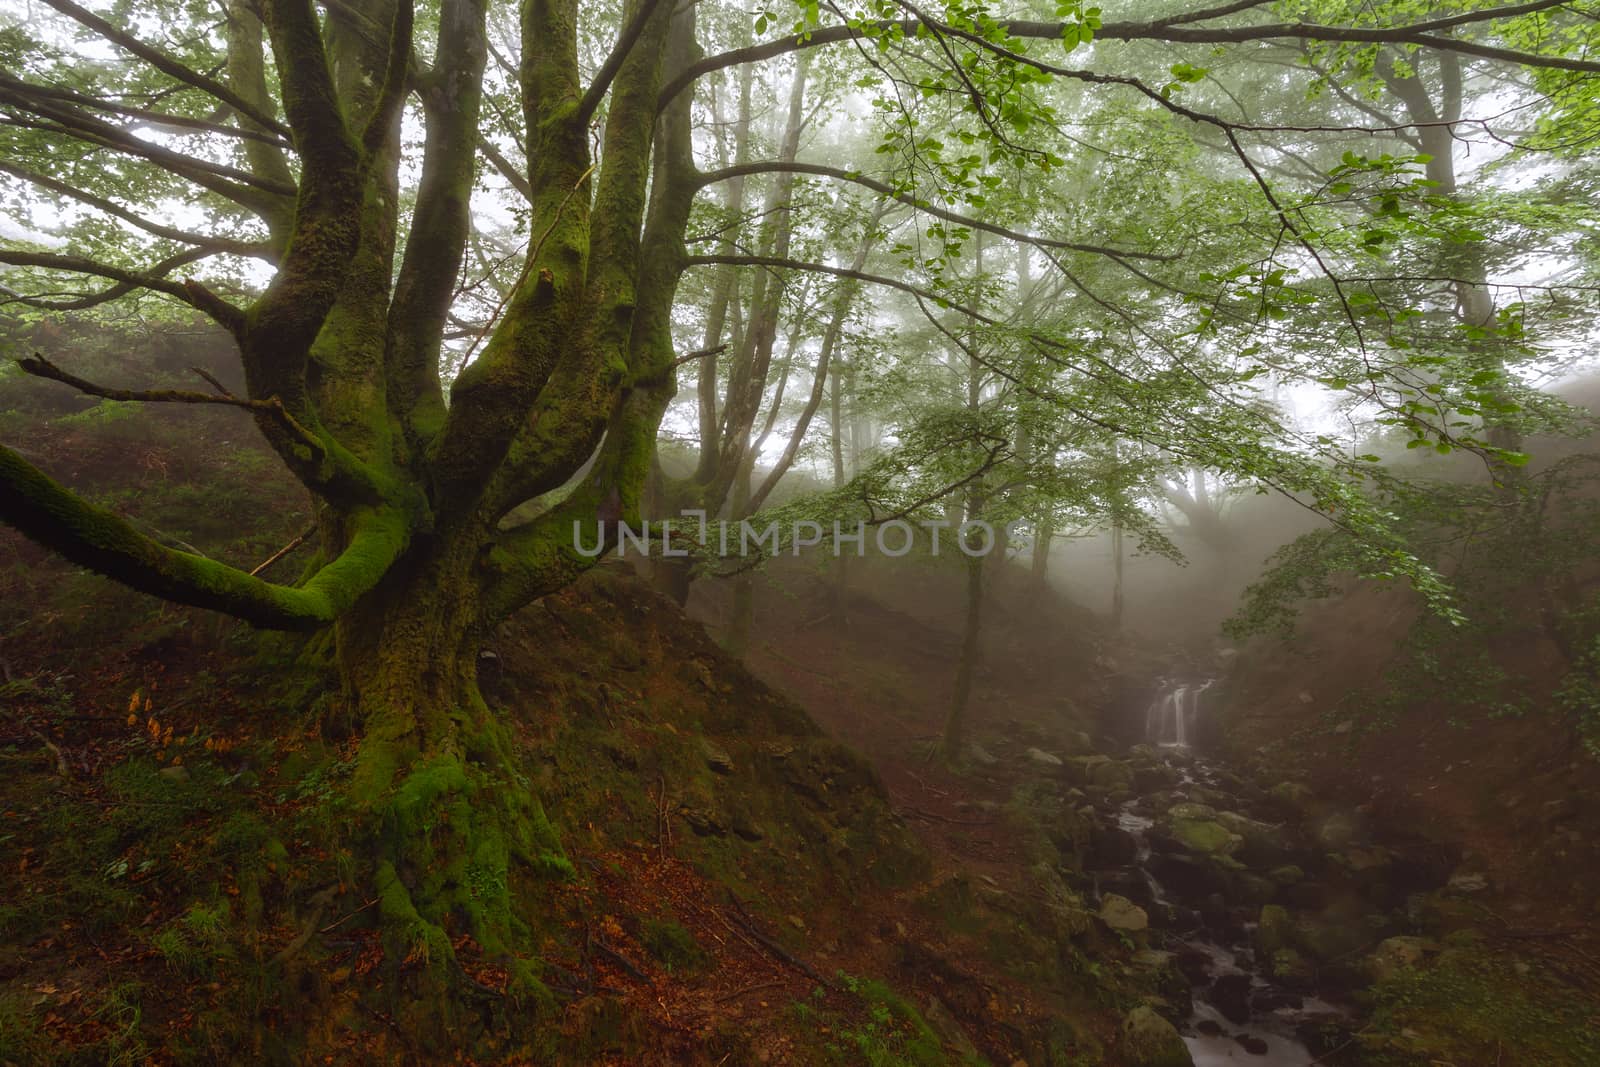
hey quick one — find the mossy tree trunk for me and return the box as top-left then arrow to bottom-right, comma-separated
0,0 -> 702,1041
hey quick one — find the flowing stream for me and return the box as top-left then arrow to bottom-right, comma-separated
1118,679 -> 1334,1065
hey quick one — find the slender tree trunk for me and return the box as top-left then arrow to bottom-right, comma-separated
941,548 -> 984,759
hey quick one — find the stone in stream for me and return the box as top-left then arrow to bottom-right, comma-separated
1090,824 -> 1141,866
1150,853 -> 1227,901
1209,972 -> 1253,1025
1235,1033 -> 1270,1055
1169,817 -> 1244,856
1118,1006 -> 1194,1067
1025,746 -> 1064,767
1174,948 -> 1214,984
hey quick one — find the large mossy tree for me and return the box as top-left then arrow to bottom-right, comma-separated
1,0 -> 1597,1034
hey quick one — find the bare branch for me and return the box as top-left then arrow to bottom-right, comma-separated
37,0 -> 292,139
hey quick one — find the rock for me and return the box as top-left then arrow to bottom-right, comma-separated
1170,818 -> 1243,856
1215,811 -> 1293,866
1315,812 -> 1362,849
923,995 -> 982,1060
1269,948 -> 1315,987
1090,760 -> 1134,792
1291,913 -> 1377,963
1099,893 -> 1149,932
1119,1006 -> 1194,1067
1150,854 -> 1226,901
1026,746 -> 1064,767
701,740 -> 735,775
1447,869 -> 1489,894
1268,782 -> 1317,817
1268,865 -> 1305,887
1236,1034 -> 1269,1055
1066,754 -> 1111,785
1227,872 -> 1279,908
1175,948 -> 1213,984
677,799 -> 727,836
1255,905 -> 1292,957
1363,936 -> 1428,983
1196,1018 -> 1224,1038
1166,802 -> 1217,821
1091,824 -> 1140,867
1209,973 -> 1253,1025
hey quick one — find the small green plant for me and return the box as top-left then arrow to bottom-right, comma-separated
640,917 -> 707,974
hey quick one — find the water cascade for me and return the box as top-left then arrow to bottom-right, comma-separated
1107,680 -> 1339,1064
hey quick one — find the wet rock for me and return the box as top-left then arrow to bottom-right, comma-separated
1195,1018 -> 1224,1038
1151,854 -> 1226,901
1175,948 -> 1213,984
1167,801 -> 1218,821
1091,760 -> 1135,793
1291,912 -> 1378,964
1209,973 -> 1253,1025
1091,824 -> 1140,867
1170,818 -> 1243,857
1255,905 -> 1292,957
1235,1033 -> 1269,1055
1268,781 -> 1317,818
1134,950 -> 1193,1016
1269,948 -> 1315,988
1066,755 -> 1111,785
1026,746 -> 1064,768
1133,762 -> 1180,793
1250,989 -> 1302,1012
1362,935 -> 1428,983
1315,811 -> 1362,849
1215,811 -> 1293,866
1119,1005 -> 1194,1067
1226,872 -> 1279,908
1268,864 -> 1305,887
1099,893 -> 1149,932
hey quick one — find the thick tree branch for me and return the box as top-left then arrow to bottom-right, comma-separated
16,353 -> 320,448
0,249 -> 247,328
577,0 -> 669,126
0,444 -> 409,630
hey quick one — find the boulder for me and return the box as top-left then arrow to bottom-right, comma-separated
1268,865 -> 1305,887
1315,811 -> 1362,850
1151,853 -> 1226,901
1026,746 -> 1065,768
1255,905 -> 1292,957
1362,935 -> 1428,983
1170,818 -> 1243,857
1215,811 -> 1293,866
1090,824 -> 1141,867
1090,759 -> 1135,793
1166,801 -> 1218,821
1269,947 -> 1316,988
1209,973 -> 1253,1025
1099,893 -> 1149,932
1268,781 -> 1317,818
1119,1006 -> 1194,1067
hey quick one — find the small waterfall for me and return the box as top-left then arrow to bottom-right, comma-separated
1144,679 -> 1214,748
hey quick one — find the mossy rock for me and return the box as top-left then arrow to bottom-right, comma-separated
1169,818 -> 1242,856
1119,1005 -> 1194,1067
